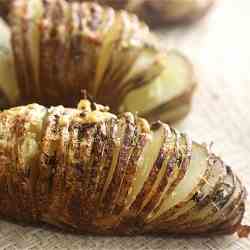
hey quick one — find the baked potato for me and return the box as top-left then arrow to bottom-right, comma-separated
0,0 -> 197,123
0,98 -> 248,236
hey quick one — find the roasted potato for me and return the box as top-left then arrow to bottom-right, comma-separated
0,98 -> 248,236
0,0 -> 196,123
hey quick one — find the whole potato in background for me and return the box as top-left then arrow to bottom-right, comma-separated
0,0 -> 215,26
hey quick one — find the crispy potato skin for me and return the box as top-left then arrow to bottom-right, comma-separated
0,0 -> 196,124
0,99 -> 247,236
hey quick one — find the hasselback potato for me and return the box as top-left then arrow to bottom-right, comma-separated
0,0 -> 215,26
0,98 -> 248,236
0,0 -> 196,123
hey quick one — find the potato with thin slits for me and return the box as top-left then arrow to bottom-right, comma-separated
0,98 -> 248,237
0,0 -> 196,123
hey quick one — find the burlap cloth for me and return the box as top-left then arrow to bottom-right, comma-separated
0,0 -> 249,249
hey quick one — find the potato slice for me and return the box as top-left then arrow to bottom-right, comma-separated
10,0 -> 33,102
99,117 -> 127,206
120,50 -> 196,123
159,160 -> 240,234
102,118 -> 150,223
62,115 -> 98,227
53,1 -> 72,104
193,176 -> 245,232
42,108 -> 76,226
94,119 -> 119,205
116,122 -> 172,224
39,0 -> 65,105
103,113 -> 137,214
69,3 -> 114,102
84,122 -> 108,215
123,123 -> 166,212
0,18 -> 19,107
154,151 -> 228,230
2,104 -> 47,221
103,14 -> 143,87
97,13 -> 151,103
117,46 -> 162,93
36,106 -> 67,219
145,130 -> 191,219
14,104 -> 47,221
93,8 -> 120,95
22,0 -> 44,102
95,11 -> 135,99
214,196 -> 246,235
137,131 -> 190,226
0,114 -> 21,219
172,175 -> 243,235
98,16 -> 164,112
132,123 -> 172,216
148,143 -> 208,222
117,51 -> 165,109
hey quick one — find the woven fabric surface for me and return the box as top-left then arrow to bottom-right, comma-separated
0,0 -> 249,249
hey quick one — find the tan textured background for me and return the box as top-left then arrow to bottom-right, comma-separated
0,0 -> 250,249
